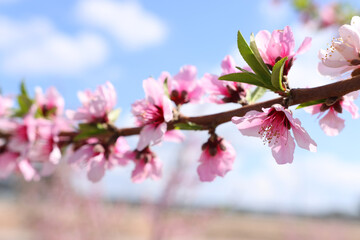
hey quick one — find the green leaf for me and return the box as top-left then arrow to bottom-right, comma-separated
235,66 -> 251,73
34,106 -> 57,119
174,122 -> 203,130
271,57 -> 287,91
293,0 -> 311,10
163,77 -> 170,98
247,86 -> 267,104
108,108 -> 121,123
46,107 -> 57,117
34,107 -> 43,118
219,72 -> 274,89
14,96 -> 33,117
296,99 -> 326,109
249,33 -> 271,77
237,31 -> 271,83
74,123 -> 108,141
13,81 -> 34,117
20,80 -> 28,96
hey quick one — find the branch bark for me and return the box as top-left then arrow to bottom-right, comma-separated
63,75 -> 360,139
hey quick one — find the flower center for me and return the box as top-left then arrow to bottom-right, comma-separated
202,136 -> 226,157
222,84 -> 247,104
258,109 -> 291,145
320,97 -> 343,113
139,104 -> 165,126
322,37 -> 343,62
135,147 -> 156,163
170,90 -> 189,105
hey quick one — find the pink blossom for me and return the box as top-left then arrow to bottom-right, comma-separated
255,26 -> 311,75
0,95 -> 16,133
35,86 -> 65,117
0,151 -> 38,181
0,95 -> 13,117
318,16 -> 360,77
0,149 -> 38,181
232,104 -> 317,164
320,3 -> 337,28
165,65 -> 203,105
197,136 -> 236,182
66,82 -> 116,123
0,152 -> 19,179
305,92 -> 359,136
6,116 -> 69,180
202,55 -> 251,104
124,146 -> 162,183
163,130 -> 185,143
132,77 -> 173,151
68,137 -> 129,182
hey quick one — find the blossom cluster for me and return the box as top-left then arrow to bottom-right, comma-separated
0,17 -> 359,184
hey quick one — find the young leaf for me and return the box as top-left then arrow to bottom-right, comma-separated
271,57 -> 287,91
249,33 -> 271,76
235,66 -> 251,73
293,0 -> 311,10
74,123 -> 108,141
13,81 -> 33,117
237,31 -> 271,83
219,72 -> 273,89
20,80 -> 28,96
174,122 -> 203,130
296,99 -> 326,109
108,108 -> 121,123
163,77 -> 170,98
247,86 -> 267,103
34,107 -> 43,118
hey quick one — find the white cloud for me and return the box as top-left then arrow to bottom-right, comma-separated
0,16 -> 108,75
229,153 -> 360,215
75,0 -> 168,51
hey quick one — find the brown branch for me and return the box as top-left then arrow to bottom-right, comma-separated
61,75 -> 360,140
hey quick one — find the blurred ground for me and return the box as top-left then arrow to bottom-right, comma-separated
1,199 -> 360,240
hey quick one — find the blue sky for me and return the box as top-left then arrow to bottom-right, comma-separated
2,0 -> 360,214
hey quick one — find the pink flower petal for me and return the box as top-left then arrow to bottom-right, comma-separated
18,159 -> 37,181
137,122 -> 167,151
197,138 -> 236,182
68,145 -> 94,164
174,65 -> 197,83
131,157 -> 162,183
221,55 -> 237,74
197,161 -> 216,182
339,24 -> 360,50
279,26 -> 295,57
164,130 -> 185,142
232,111 -> 266,137
304,104 -> 322,115
143,78 -> 163,106
88,156 -> 106,183
319,109 -> 345,136
162,96 -> 173,122
342,96 -> 359,119
296,37 -> 312,55
291,118 -> 317,152
255,30 -> 271,63
0,152 -> 17,179
271,134 -> 295,164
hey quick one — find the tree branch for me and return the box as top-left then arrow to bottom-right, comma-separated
63,75 -> 360,139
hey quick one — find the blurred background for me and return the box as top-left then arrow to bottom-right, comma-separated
2,0 -> 360,239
